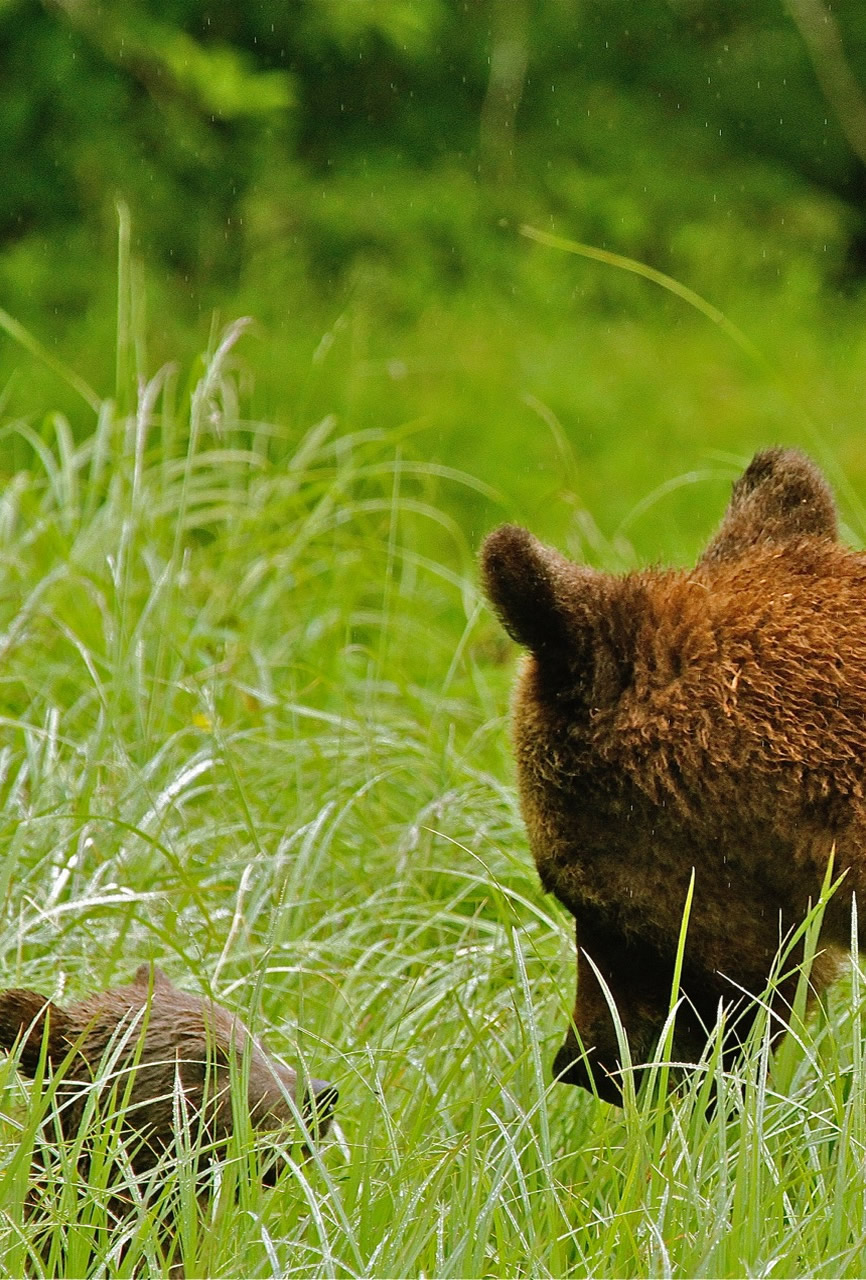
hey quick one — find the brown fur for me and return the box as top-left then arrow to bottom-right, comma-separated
481,448 -> 862,1104
0,963 -> 336,1184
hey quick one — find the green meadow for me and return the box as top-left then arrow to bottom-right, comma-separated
6,2 -> 866,1273
1,233 -> 866,1275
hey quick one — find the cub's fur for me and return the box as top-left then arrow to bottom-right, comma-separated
0,964 -> 337,1266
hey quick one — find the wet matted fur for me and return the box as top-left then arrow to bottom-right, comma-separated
0,964 -> 337,1268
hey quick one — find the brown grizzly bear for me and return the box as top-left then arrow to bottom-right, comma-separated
481,447 -> 865,1104
0,963 -> 337,1179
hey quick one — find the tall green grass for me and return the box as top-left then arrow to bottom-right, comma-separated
1,280 -> 866,1276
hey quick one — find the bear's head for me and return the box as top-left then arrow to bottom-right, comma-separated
481,448 -> 850,1103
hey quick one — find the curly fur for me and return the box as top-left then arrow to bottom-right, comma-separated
482,448 -> 860,1103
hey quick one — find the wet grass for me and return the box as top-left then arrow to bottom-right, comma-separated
1,269 -> 866,1276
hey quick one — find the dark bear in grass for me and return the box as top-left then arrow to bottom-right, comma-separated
0,964 -> 337,1174
482,447 -> 866,1104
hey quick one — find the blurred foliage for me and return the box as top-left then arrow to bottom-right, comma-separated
3,0 -> 866,301
3,0 -> 866,477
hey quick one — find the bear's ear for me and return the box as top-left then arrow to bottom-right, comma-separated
481,525 -> 634,701
0,989 -> 70,1076
132,963 -> 173,992
481,524 -> 587,657
700,447 -> 837,568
